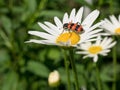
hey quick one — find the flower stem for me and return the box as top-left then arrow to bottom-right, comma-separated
112,45 -> 117,90
63,49 -> 71,90
69,49 -> 79,90
94,63 -> 101,90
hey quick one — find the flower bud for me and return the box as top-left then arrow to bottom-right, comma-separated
48,70 -> 60,87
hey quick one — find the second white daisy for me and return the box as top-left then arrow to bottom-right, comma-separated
76,36 -> 116,62
101,15 -> 120,35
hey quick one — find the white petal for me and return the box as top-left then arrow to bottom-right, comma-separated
104,41 -> 116,49
95,36 -> 102,45
118,15 -> 120,23
80,42 -> 92,50
93,55 -> 98,63
110,15 -> 120,26
89,21 -> 104,30
99,32 -> 111,36
28,31 -> 55,40
57,39 -> 71,46
86,29 -> 103,35
105,18 -> 113,25
26,39 -> 55,45
102,18 -> 113,28
83,55 -> 90,59
26,39 -> 44,44
82,33 -> 101,42
101,38 -> 113,47
101,19 -> 114,32
81,29 -> 102,41
38,22 -> 58,35
83,54 -> 94,59
100,37 -> 108,46
81,38 -> 97,43
54,16 -> 63,28
103,38 -> 112,45
76,51 -> 89,54
100,49 -> 110,54
69,8 -> 76,22
63,13 -> 69,23
44,22 -> 59,32
75,7 -> 84,23
99,53 -> 108,56
79,36 -> 97,44
82,10 -> 99,29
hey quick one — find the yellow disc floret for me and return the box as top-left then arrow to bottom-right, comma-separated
56,32 -> 80,45
115,27 -> 120,34
88,46 -> 102,54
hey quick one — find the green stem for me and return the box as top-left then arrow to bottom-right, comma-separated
63,49 -> 71,90
94,63 -> 101,90
112,45 -> 117,90
69,49 -> 79,90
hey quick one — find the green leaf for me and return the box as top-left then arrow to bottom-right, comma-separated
24,0 -> 36,12
76,64 -> 84,73
0,49 -> 10,62
47,48 -> 61,61
2,71 -> 18,90
27,61 -> 50,78
0,7 -> 9,14
0,16 -> 12,35
11,6 -> 25,13
38,49 -> 47,62
0,49 -> 10,72
16,78 -> 27,90
100,73 -> 113,82
102,82 -> 110,90
100,65 -> 113,82
40,10 -> 64,18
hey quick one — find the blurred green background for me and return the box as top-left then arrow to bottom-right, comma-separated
0,0 -> 120,90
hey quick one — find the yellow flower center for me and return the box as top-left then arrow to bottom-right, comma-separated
88,46 -> 102,54
56,32 -> 80,45
115,27 -> 120,34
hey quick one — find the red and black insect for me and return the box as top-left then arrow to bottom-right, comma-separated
63,22 -> 84,34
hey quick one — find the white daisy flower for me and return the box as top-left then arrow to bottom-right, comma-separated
101,15 -> 120,35
76,36 -> 116,62
27,7 -> 103,47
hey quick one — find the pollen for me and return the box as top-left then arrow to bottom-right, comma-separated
88,46 -> 102,54
56,32 -> 80,45
115,27 -> 120,34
